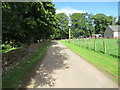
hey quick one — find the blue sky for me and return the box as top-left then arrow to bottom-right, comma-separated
53,2 -> 118,17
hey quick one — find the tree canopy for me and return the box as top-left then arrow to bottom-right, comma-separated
55,13 -> 116,39
53,13 -> 69,39
70,13 -> 95,38
2,2 -> 57,47
91,14 -> 113,35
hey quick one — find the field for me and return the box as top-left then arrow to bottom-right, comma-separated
65,38 -> 119,58
61,39 -> 118,82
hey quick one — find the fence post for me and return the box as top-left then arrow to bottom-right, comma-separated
87,39 -> 89,49
83,39 -> 84,47
68,39 -> 70,43
79,39 -> 81,46
103,41 -> 106,54
94,40 -> 96,51
77,39 -> 79,46
76,39 -> 78,45
76,39 -> 77,45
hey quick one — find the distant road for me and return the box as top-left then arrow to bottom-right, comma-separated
26,41 -> 118,88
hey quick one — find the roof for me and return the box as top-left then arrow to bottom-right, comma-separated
108,25 -> 120,32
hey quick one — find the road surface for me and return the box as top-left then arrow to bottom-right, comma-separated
26,41 -> 118,88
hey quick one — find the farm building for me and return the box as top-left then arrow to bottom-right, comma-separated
104,25 -> 120,38
91,34 -> 102,38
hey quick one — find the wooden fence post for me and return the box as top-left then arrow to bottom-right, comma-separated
87,39 -> 89,49
68,40 -> 70,43
76,39 -> 78,45
83,39 -> 84,47
77,39 -> 79,46
94,40 -> 96,51
79,39 -> 81,46
103,41 -> 106,54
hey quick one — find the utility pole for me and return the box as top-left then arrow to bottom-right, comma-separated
68,23 -> 71,39
68,15 -> 71,39
69,26 -> 71,39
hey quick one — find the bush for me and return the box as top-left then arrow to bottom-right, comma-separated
2,44 -> 12,50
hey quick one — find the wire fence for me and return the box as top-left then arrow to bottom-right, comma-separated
65,38 -> 119,58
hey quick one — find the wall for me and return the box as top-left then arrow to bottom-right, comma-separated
114,32 -> 120,38
2,41 -> 50,73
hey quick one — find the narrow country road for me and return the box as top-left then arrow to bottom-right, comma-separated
26,41 -> 118,88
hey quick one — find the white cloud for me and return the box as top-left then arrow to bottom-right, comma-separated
56,7 -> 87,16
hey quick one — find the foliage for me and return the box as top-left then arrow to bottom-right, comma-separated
53,13 -> 69,39
2,44 -> 17,53
2,2 -> 56,47
91,14 -> 113,35
55,13 -> 116,39
70,13 -> 95,38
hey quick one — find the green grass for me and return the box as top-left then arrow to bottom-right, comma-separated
61,40 -> 118,82
66,38 -> 118,58
2,48 -> 17,53
2,44 -> 18,53
2,42 -> 51,88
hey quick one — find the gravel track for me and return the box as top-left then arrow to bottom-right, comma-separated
26,41 -> 118,88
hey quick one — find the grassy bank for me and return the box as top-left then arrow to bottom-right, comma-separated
61,40 -> 118,82
66,39 -> 118,58
2,42 -> 51,88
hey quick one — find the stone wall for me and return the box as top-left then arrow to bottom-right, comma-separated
2,41 -> 50,73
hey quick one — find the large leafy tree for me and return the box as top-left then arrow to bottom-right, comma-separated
85,14 -> 95,37
2,2 -> 25,46
91,14 -> 113,35
2,2 -> 57,47
70,13 -> 85,38
42,2 -> 57,40
54,13 -> 69,39
70,13 -> 94,38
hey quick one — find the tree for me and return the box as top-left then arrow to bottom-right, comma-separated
70,13 -> 94,38
2,2 -> 57,47
91,14 -> 113,35
84,13 -> 95,37
70,13 -> 85,38
54,13 -> 69,39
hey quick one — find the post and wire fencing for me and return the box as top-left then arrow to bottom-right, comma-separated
65,38 -> 119,58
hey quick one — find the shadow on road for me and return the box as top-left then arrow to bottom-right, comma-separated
26,41 -> 69,88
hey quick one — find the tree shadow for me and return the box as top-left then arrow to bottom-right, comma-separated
26,41 -> 69,88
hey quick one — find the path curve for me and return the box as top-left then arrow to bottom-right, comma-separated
26,41 -> 118,88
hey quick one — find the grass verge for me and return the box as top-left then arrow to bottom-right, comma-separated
61,40 -> 118,82
2,42 -> 51,89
